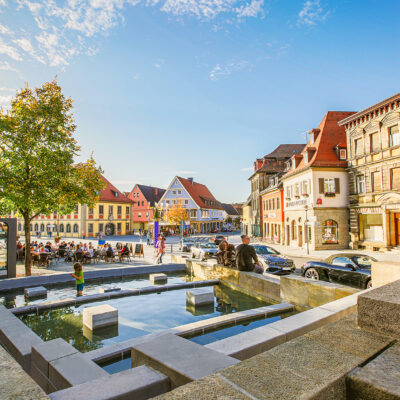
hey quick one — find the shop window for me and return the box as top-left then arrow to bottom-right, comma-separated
34,223 -> 38,232
322,220 -> 338,244
73,224 -> 78,233
356,175 -> 365,193
40,224 -> 45,232
88,224 -> 93,233
66,224 -> 71,233
391,167 -> 400,190
291,221 -> 297,240
117,223 -> 122,231
359,214 -> 383,242
389,125 -> 400,147
59,224 -> 64,233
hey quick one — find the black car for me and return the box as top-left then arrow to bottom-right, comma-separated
213,235 -> 226,245
253,245 -> 295,275
301,253 -> 376,289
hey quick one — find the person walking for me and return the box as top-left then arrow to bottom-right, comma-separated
235,235 -> 263,274
155,235 -> 165,264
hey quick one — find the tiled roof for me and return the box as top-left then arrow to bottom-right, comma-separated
264,144 -> 306,159
178,177 -> 224,210
221,203 -> 239,216
136,185 -> 166,206
283,111 -> 355,178
99,176 -> 133,203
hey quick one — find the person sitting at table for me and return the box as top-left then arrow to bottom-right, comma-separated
106,244 -> 114,262
119,244 -> 130,261
45,242 -> 52,252
85,244 -> 94,264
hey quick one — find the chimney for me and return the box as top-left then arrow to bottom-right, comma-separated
188,177 -> 193,184
154,188 -> 158,196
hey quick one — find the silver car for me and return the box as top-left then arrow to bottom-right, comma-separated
179,237 -> 195,252
191,242 -> 218,260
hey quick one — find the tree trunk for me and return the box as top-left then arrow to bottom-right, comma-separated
23,216 -> 32,276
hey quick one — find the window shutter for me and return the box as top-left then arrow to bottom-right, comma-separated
319,178 -> 324,194
335,178 -> 340,194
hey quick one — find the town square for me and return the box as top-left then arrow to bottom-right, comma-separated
0,1 -> 400,399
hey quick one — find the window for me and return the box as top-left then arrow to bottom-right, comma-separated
66,224 -> 71,233
190,210 -> 197,218
391,167 -> 400,190
178,190 -> 181,194
126,223 -> 130,231
389,125 -> 400,147
30,224 -> 32,232
126,207 -> 130,215
18,223 -> 21,231
117,206 -> 122,215
277,198 -> 280,209
132,193 -> 136,198
138,213 -> 142,218
141,201 -> 144,206
166,200 -> 170,204
184,200 -> 188,205
295,183 -> 300,196
40,224 -> 44,232
59,224 -> 64,233
99,205 -> 104,215
99,223 -> 103,233
291,221 -> 297,240
117,223 -> 121,231
323,178 -> 335,194
370,132 -> 379,153
88,207 -> 93,215
34,223 -> 38,232
356,175 -> 365,193
322,220 -> 338,244
304,152 -> 308,163
302,180 -> 309,195
172,191 -> 176,195
74,205 -> 79,213
332,257 -> 353,267
108,205 -> 113,215
339,149 -> 347,160
354,138 -> 363,156
73,224 -> 78,233
371,171 -> 382,192
145,212 -> 149,218
88,223 -> 93,233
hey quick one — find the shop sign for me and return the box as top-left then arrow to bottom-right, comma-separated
268,212 -> 276,218
286,199 -> 308,208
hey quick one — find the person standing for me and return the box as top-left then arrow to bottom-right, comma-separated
71,262 -> 84,296
235,235 -> 263,274
155,235 -> 165,264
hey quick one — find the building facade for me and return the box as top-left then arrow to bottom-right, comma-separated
127,184 -> 165,231
339,93 -> 400,251
157,176 -> 224,233
260,174 -> 284,244
242,197 -> 252,235
15,175 -> 133,238
281,111 -> 355,251
248,144 -> 305,237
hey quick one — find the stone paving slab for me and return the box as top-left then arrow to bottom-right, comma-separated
0,344 -> 48,399
347,344 -> 400,400
153,374 -> 254,400
131,333 -> 239,388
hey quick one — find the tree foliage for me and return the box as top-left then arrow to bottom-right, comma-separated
0,79 -> 105,275
164,204 -> 188,225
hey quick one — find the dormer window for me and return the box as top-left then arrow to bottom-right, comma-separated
304,152 -> 308,164
339,149 -> 347,160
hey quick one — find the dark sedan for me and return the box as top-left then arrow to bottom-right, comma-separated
253,245 -> 295,275
301,253 -> 376,289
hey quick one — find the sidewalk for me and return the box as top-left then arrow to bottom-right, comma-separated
251,239 -> 398,262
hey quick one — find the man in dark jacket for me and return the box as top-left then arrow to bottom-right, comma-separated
235,235 -> 263,274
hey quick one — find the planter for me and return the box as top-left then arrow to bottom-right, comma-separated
325,193 -> 335,197
302,194 -> 309,198
294,195 -> 300,199
285,197 -> 291,201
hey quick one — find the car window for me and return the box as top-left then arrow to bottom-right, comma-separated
352,256 -> 372,269
201,243 -> 217,249
254,246 -> 278,255
332,257 -> 354,267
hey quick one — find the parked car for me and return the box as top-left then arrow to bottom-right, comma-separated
300,253 -> 376,289
179,237 -> 196,252
191,242 -> 219,260
253,245 -> 295,275
213,235 -> 226,245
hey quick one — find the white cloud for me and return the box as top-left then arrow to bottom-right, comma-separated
298,0 -> 328,26
0,38 -> 22,60
0,87 -> 15,91
0,95 -> 12,107
236,0 -> 264,18
240,167 -> 253,172
209,60 -> 252,80
0,61 -> 18,71
4,0 -> 266,68
0,0 -> 6,6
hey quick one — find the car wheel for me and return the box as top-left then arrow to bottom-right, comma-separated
366,280 -> 372,289
305,268 -> 320,280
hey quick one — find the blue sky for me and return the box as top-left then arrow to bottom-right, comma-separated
1,0 -> 399,203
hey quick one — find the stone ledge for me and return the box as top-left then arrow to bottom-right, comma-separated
48,366 -> 170,400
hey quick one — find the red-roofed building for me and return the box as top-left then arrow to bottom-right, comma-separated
157,177 -> 224,233
281,111 -> 356,250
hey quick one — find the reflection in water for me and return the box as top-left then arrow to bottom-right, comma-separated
20,284 -> 270,353
0,222 -> 8,274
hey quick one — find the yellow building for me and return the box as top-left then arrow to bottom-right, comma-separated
242,196 -> 252,236
15,175 -> 133,239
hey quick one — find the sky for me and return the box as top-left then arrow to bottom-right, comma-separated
1,0 -> 399,203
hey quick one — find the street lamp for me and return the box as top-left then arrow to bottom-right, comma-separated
304,204 -> 309,256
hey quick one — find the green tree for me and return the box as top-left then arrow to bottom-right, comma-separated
0,79 -> 105,276
233,216 -> 241,228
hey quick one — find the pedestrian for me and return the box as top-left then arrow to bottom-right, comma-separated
71,262 -> 84,296
216,241 -> 228,265
82,231 -> 86,239
155,235 -> 165,264
235,235 -> 263,274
